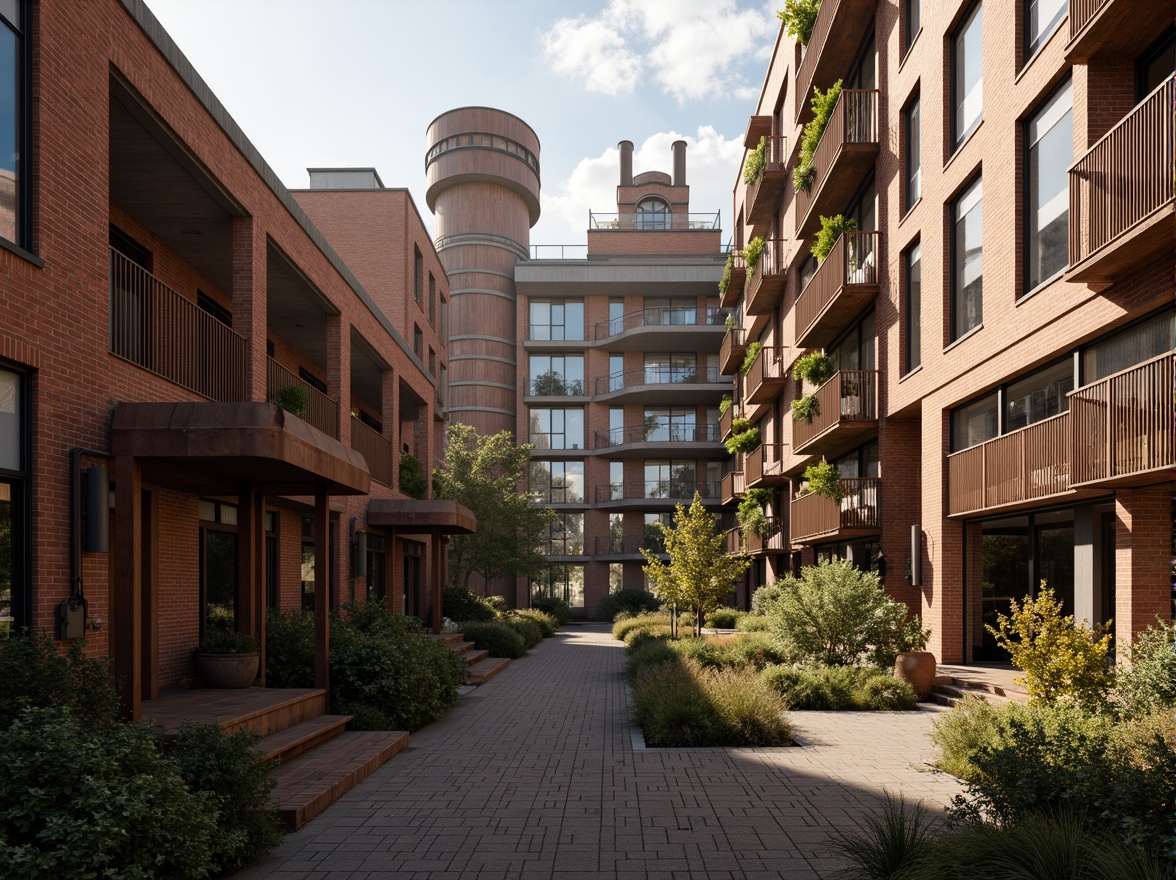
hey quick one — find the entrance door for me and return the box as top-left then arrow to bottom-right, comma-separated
201,528 -> 238,636
403,543 -> 423,621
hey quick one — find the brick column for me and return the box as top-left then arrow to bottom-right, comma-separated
326,314 -> 350,445
922,403 -> 964,663
232,216 -> 267,402
1115,484 -> 1173,649
381,368 -> 398,492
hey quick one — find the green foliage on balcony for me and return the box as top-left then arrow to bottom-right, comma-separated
744,237 -> 766,275
738,488 -> 774,539
793,79 -> 842,192
275,384 -> 308,420
719,253 -> 734,293
725,424 -> 761,455
740,341 -> 763,376
743,137 -> 767,186
802,460 -> 843,503
776,0 -> 821,45
719,394 -> 733,415
812,214 -> 857,262
792,351 -> 836,387
790,393 -> 821,422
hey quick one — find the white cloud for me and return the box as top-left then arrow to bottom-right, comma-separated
541,0 -> 775,103
534,126 -> 745,248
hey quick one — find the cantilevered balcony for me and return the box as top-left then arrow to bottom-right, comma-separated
1067,77 -> 1174,283
719,253 -> 747,308
350,416 -> 393,486
1066,0 -> 1174,61
790,478 -> 880,544
595,366 -> 729,404
744,443 -> 789,488
593,479 -> 721,509
109,248 -> 248,403
265,358 -> 340,439
747,517 -> 788,555
794,232 -> 880,349
593,306 -> 727,351
594,534 -> 666,559
725,526 -> 744,554
1070,352 -> 1175,488
745,346 -> 790,406
795,0 -> 879,125
792,370 -> 877,456
721,469 -> 745,504
594,423 -> 725,458
745,238 -> 788,316
947,412 -> 1073,517
745,136 -> 789,239
794,90 -> 879,239
719,327 -> 748,375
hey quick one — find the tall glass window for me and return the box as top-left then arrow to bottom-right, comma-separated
951,392 -> 999,451
904,94 -> 921,208
1005,360 -> 1073,431
1082,311 -> 1176,382
528,408 -> 584,450
545,513 -> 584,555
609,461 -> 624,501
644,407 -> 697,441
1025,0 -> 1066,58
1026,79 -> 1073,291
531,565 -> 584,608
953,4 -> 984,147
635,197 -> 670,230
952,178 -> 983,341
528,300 -> 585,341
530,460 -> 585,503
0,1 -> 25,246
904,242 -> 922,373
0,366 -> 24,633
905,0 -> 921,51
529,354 -> 585,396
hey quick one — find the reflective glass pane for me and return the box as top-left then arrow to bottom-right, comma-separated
1027,81 -> 1072,289
954,5 -> 983,144
0,21 -> 18,243
953,179 -> 983,340
0,369 -> 18,471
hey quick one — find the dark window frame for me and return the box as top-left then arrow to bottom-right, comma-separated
903,90 -> 921,211
0,1 -> 30,251
951,3 -> 984,150
950,174 -> 984,343
1023,76 -> 1073,297
0,363 -> 29,632
412,247 -> 422,303
903,240 -> 922,374
1023,0 -> 1068,65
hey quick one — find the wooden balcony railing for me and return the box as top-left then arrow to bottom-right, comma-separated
795,0 -> 877,124
794,89 -> 880,237
350,416 -> 393,486
792,370 -> 877,454
266,357 -> 339,439
725,527 -> 744,554
745,238 -> 789,316
745,443 -> 788,487
1070,352 -> 1174,486
747,517 -> 787,554
946,411 -> 1072,516
109,248 -> 248,402
795,231 -> 880,349
719,253 -> 747,308
720,404 -> 740,440
1068,76 -> 1174,279
745,136 -> 789,236
1070,0 -> 1111,37
721,469 -> 745,504
790,478 -> 880,543
746,346 -> 790,405
720,327 -> 748,375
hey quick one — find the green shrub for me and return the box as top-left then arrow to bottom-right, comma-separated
858,675 -> 919,711
532,595 -> 571,625
703,665 -> 791,746
736,612 -> 771,632
515,608 -> 558,638
503,614 -> 542,649
718,255 -> 734,294
762,664 -> 917,711
632,660 -> 725,747
398,451 -> 427,499
793,80 -> 842,190
776,0 -> 821,46
0,706 -> 217,878
598,588 -> 662,621
626,637 -> 680,681
801,459 -> 843,502
791,351 -> 836,387
458,620 -> 527,659
1114,618 -> 1176,719
739,340 -> 763,375
624,625 -> 675,650
0,629 -> 120,729
274,384 -> 308,419
810,214 -> 857,263
742,136 -> 766,185
264,608 -> 315,689
705,607 -> 740,629
930,696 -> 1001,779
168,722 -> 281,875
765,560 -> 912,667
988,583 -> 1112,708
750,583 -> 784,614
831,793 -> 941,880
442,585 -> 498,623
725,426 -> 761,454
612,611 -> 672,642
790,393 -> 820,422
744,237 -> 766,274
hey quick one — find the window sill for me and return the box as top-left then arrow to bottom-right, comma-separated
0,236 -> 45,269
1017,270 -> 1067,306
899,364 -> 923,383
944,120 -> 984,173
944,322 -> 984,354
1015,19 -> 1068,84
899,28 -> 923,72
899,196 -> 922,226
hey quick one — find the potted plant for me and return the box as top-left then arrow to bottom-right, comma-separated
892,616 -> 935,699
725,419 -> 761,455
744,237 -> 766,276
275,384 -> 309,420
195,627 -> 261,689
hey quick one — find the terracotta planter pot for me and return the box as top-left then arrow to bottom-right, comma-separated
893,651 -> 936,699
196,651 -> 260,689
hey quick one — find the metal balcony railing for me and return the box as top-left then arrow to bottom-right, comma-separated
721,470 -> 745,504
745,443 -> 788,486
594,534 -> 667,556
746,346 -> 790,404
266,358 -> 339,439
350,416 -> 393,486
792,370 -> 877,453
790,478 -> 880,542
594,306 -> 726,340
595,423 -> 721,449
745,238 -> 789,316
589,211 -> 720,230
794,89 -> 880,235
594,479 -> 721,503
795,231 -> 880,348
595,365 -> 725,395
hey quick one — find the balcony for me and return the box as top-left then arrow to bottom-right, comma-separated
265,358 -> 340,439
589,211 -> 720,230
593,306 -> 727,351
594,365 -> 729,404
747,517 -> 788,555
350,416 -> 393,486
594,534 -> 667,559
719,328 -> 747,375
1067,0 -> 1174,61
745,136 -> 789,239
745,443 -> 789,488
1067,77 -> 1174,283
745,347 -> 790,405
794,90 -> 880,239
792,370 -> 877,456
790,479 -> 880,544
794,232 -> 880,349
594,423 -> 725,459
721,469 -> 745,504
795,0 -> 878,124
947,412 -> 1074,517
745,238 -> 789,316
1070,352 -> 1175,488
593,479 -> 722,508
719,253 -> 747,308
109,248 -> 248,403
719,403 -> 742,441
744,115 -> 773,149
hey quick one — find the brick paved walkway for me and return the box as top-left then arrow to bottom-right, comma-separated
237,624 -> 964,880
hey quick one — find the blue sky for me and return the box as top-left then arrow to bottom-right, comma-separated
144,0 -> 779,247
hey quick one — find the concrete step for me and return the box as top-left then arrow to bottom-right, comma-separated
254,714 -> 352,764
468,656 -> 511,685
462,648 -> 490,666
929,675 -> 1029,708
271,729 -> 409,830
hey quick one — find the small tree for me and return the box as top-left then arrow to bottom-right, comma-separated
433,424 -> 556,594
641,492 -> 751,637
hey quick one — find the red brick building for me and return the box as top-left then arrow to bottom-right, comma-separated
725,0 -> 1173,661
0,0 -> 470,719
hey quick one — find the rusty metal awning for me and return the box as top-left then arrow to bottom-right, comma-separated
366,499 -> 476,534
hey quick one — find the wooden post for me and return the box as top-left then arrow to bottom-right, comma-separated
113,456 -> 142,720
431,528 -> 443,634
314,488 -> 330,691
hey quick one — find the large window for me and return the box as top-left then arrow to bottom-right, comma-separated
1082,311 -> 1175,382
644,460 -> 697,499
531,565 -> 584,608
529,300 -> 584,341
0,1 -> 25,248
952,392 -> 999,451
1026,80 -> 1073,291
0,366 -> 24,633
528,408 -> 584,450
544,513 -> 584,555
1025,0 -> 1066,59
951,178 -> 983,341
904,242 -> 922,373
904,0 -> 921,52
953,4 -> 984,148
904,94 -> 921,208
643,353 -> 702,384
1005,360 -> 1073,431
529,354 -> 584,396
644,407 -> 698,442
644,298 -> 697,325
635,197 -> 670,230
530,460 -> 585,503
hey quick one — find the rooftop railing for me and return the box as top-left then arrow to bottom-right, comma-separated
266,358 -> 339,439
589,211 -> 720,230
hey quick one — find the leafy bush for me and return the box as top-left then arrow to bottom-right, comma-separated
793,80 -> 842,190
1114,618 -> 1176,719
718,255 -> 734,294
742,136 -> 766,185
169,722 -> 281,875
264,608 -> 315,689
718,393 -> 733,414
442,585 -> 498,623
705,607 -> 740,629
458,620 -> 527,659
703,665 -> 792,746
765,560 -> 912,667
0,706 -> 217,878
744,237 -> 766,274
790,393 -> 820,422
0,629 -> 120,729
791,351 -> 835,387
626,636 -> 680,681
987,583 -> 1111,708
624,625 -> 675,650
801,459 -> 843,502
811,214 -> 856,262
776,0 -> 821,46
275,384 -> 308,419
612,611 -> 672,642
725,426 -> 761,454
737,488 -> 772,537
858,674 -> 920,711
739,340 -> 763,376
515,608 -> 559,638
503,614 -> 542,649
736,613 -> 771,632
751,583 -> 785,614
597,588 -> 662,621
762,664 -> 916,711
398,451 -> 427,499
930,696 -> 1000,779
532,595 -> 571,625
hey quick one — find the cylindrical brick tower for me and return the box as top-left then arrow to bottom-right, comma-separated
425,107 -> 541,437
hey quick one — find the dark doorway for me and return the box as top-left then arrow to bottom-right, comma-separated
201,529 -> 237,636
403,541 -> 423,620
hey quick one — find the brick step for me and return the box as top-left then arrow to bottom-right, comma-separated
462,648 -> 490,666
449,640 -> 475,654
428,633 -> 466,646
271,730 -> 409,830
468,656 -> 510,685
929,676 -> 1029,708
254,714 -> 352,765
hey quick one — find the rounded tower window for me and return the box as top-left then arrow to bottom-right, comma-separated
635,197 -> 670,230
